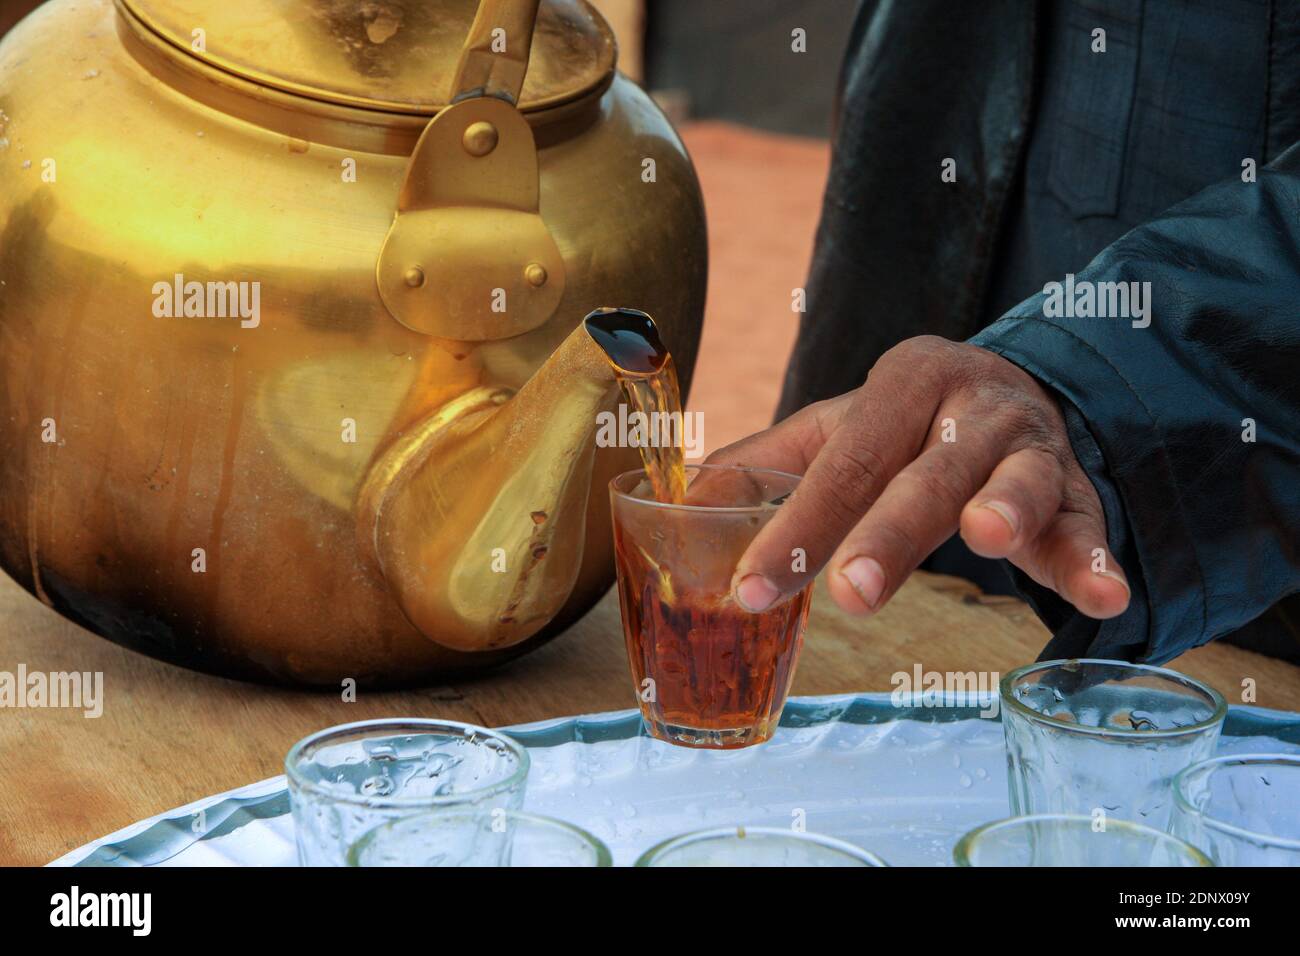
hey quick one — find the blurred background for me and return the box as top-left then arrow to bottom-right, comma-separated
573,0 -> 857,451
0,0 -> 858,452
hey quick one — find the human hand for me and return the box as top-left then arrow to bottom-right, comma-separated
709,336 -> 1131,619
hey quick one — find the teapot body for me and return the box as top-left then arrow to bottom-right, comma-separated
0,0 -> 706,684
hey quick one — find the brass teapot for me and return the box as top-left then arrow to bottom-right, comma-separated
0,0 -> 707,685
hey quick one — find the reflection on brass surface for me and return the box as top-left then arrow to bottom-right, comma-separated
0,0 -> 707,686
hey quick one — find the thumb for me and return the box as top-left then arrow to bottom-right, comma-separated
1014,511 -> 1131,620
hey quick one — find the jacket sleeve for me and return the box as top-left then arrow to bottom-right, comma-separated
969,147 -> 1300,664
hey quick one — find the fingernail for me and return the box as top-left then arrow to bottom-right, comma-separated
1098,569 -> 1131,598
977,500 -> 1020,536
735,574 -> 779,612
839,556 -> 886,610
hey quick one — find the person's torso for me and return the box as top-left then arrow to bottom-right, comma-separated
985,0 -> 1274,321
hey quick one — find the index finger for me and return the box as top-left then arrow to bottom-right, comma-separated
703,394 -> 849,474
730,365 -> 945,612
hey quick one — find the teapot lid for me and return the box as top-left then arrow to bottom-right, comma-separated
119,0 -> 616,115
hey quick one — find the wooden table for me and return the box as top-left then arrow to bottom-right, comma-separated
2,569 -> 1298,865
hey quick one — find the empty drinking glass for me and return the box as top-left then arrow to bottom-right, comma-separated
635,826 -> 887,867
1001,659 -> 1226,828
348,810 -> 611,867
286,718 -> 529,866
954,814 -> 1211,867
1171,754 -> 1300,866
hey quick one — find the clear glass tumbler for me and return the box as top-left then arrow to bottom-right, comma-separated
1171,754 -> 1300,866
286,718 -> 530,866
954,814 -> 1211,867
348,810 -> 612,867
610,464 -> 811,749
635,826 -> 888,867
1000,659 -> 1226,828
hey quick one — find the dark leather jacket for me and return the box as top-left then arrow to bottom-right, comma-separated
779,0 -> 1300,664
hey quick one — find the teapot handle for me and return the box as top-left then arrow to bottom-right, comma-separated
449,0 -> 542,105
375,0 -> 564,340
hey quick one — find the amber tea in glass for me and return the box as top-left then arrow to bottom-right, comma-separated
585,307 -> 808,748
609,465 -> 810,748
587,307 -> 811,748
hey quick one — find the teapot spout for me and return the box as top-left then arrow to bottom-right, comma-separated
358,323 -> 618,652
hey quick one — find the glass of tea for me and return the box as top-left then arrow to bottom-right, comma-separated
953,814 -> 1211,867
1000,660 -> 1226,828
635,826 -> 887,867
610,464 -> 811,749
286,718 -> 530,866
347,810 -> 612,867
1171,754 -> 1300,866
